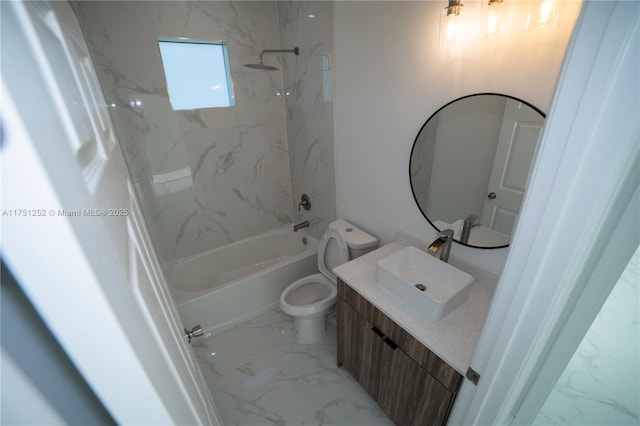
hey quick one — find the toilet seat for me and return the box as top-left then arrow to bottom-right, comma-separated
317,229 -> 349,282
279,273 -> 337,318
279,220 -> 376,344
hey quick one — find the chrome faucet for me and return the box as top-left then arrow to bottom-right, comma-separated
460,214 -> 480,244
293,221 -> 309,232
428,229 -> 454,262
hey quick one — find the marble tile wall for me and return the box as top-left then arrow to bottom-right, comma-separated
73,1 -> 314,262
278,1 -> 336,240
534,246 -> 639,425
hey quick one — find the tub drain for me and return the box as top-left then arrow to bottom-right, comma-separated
415,283 -> 426,292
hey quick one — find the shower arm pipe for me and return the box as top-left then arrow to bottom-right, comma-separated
259,47 -> 300,62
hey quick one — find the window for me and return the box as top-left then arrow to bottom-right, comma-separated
158,38 -> 234,110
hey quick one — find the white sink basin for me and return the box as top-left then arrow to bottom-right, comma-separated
377,247 -> 474,322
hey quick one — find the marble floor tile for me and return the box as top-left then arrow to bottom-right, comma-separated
191,308 -> 393,426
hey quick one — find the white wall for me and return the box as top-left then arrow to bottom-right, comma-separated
334,1 -> 581,274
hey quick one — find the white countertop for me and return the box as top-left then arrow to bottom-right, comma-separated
334,241 -> 498,375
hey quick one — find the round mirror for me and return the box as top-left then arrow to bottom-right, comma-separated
409,93 -> 545,249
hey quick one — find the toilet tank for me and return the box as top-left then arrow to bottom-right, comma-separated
329,219 -> 378,259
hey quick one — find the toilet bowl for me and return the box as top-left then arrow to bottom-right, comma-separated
279,219 -> 377,344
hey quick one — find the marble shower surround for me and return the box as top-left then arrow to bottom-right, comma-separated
73,1 -> 300,262
279,1 -> 336,240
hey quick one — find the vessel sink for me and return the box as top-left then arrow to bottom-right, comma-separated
377,246 -> 474,322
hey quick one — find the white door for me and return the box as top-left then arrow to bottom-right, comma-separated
1,1 -> 220,424
480,99 -> 544,235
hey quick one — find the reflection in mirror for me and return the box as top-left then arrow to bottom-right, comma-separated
410,94 -> 545,249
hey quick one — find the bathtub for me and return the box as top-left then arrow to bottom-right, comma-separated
166,227 -> 318,335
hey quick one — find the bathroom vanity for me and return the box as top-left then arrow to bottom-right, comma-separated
334,242 -> 497,426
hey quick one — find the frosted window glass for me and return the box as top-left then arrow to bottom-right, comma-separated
158,39 -> 234,110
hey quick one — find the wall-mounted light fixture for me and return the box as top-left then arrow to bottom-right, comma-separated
437,0 -> 565,47
482,0 -> 505,38
439,0 -> 465,47
525,0 -> 559,30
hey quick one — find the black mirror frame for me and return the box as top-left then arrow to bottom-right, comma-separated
409,92 -> 546,249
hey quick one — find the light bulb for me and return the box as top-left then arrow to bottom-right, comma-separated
439,1 -> 464,48
487,10 -> 500,37
525,0 -> 559,31
446,18 -> 458,41
538,0 -> 554,27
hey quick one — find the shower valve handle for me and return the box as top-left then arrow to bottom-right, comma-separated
298,194 -> 311,211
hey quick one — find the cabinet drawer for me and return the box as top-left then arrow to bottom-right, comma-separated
338,279 -> 462,393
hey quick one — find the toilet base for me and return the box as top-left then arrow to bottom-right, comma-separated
294,316 -> 326,344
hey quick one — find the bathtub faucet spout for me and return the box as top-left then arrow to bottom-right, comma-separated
293,221 -> 310,232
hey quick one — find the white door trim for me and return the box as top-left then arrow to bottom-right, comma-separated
449,1 -> 640,424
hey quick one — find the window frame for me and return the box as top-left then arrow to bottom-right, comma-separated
157,37 -> 234,110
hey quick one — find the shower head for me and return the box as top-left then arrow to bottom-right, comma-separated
244,62 -> 280,71
243,47 -> 299,71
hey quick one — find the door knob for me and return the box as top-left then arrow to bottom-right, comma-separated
487,192 -> 497,199
184,324 -> 203,343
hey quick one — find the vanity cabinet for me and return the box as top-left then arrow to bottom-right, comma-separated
337,279 -> 463,426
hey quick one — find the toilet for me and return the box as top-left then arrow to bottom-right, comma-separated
279,219 -> 377,344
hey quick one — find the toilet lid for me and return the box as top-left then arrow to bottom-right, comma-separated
318,229 -> 349,282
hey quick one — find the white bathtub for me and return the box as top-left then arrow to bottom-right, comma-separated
166,227 -> 318,335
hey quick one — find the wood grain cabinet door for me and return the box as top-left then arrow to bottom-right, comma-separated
378,339 -> 453,426
338,284 -> 457,426
337,299 -> 384,400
